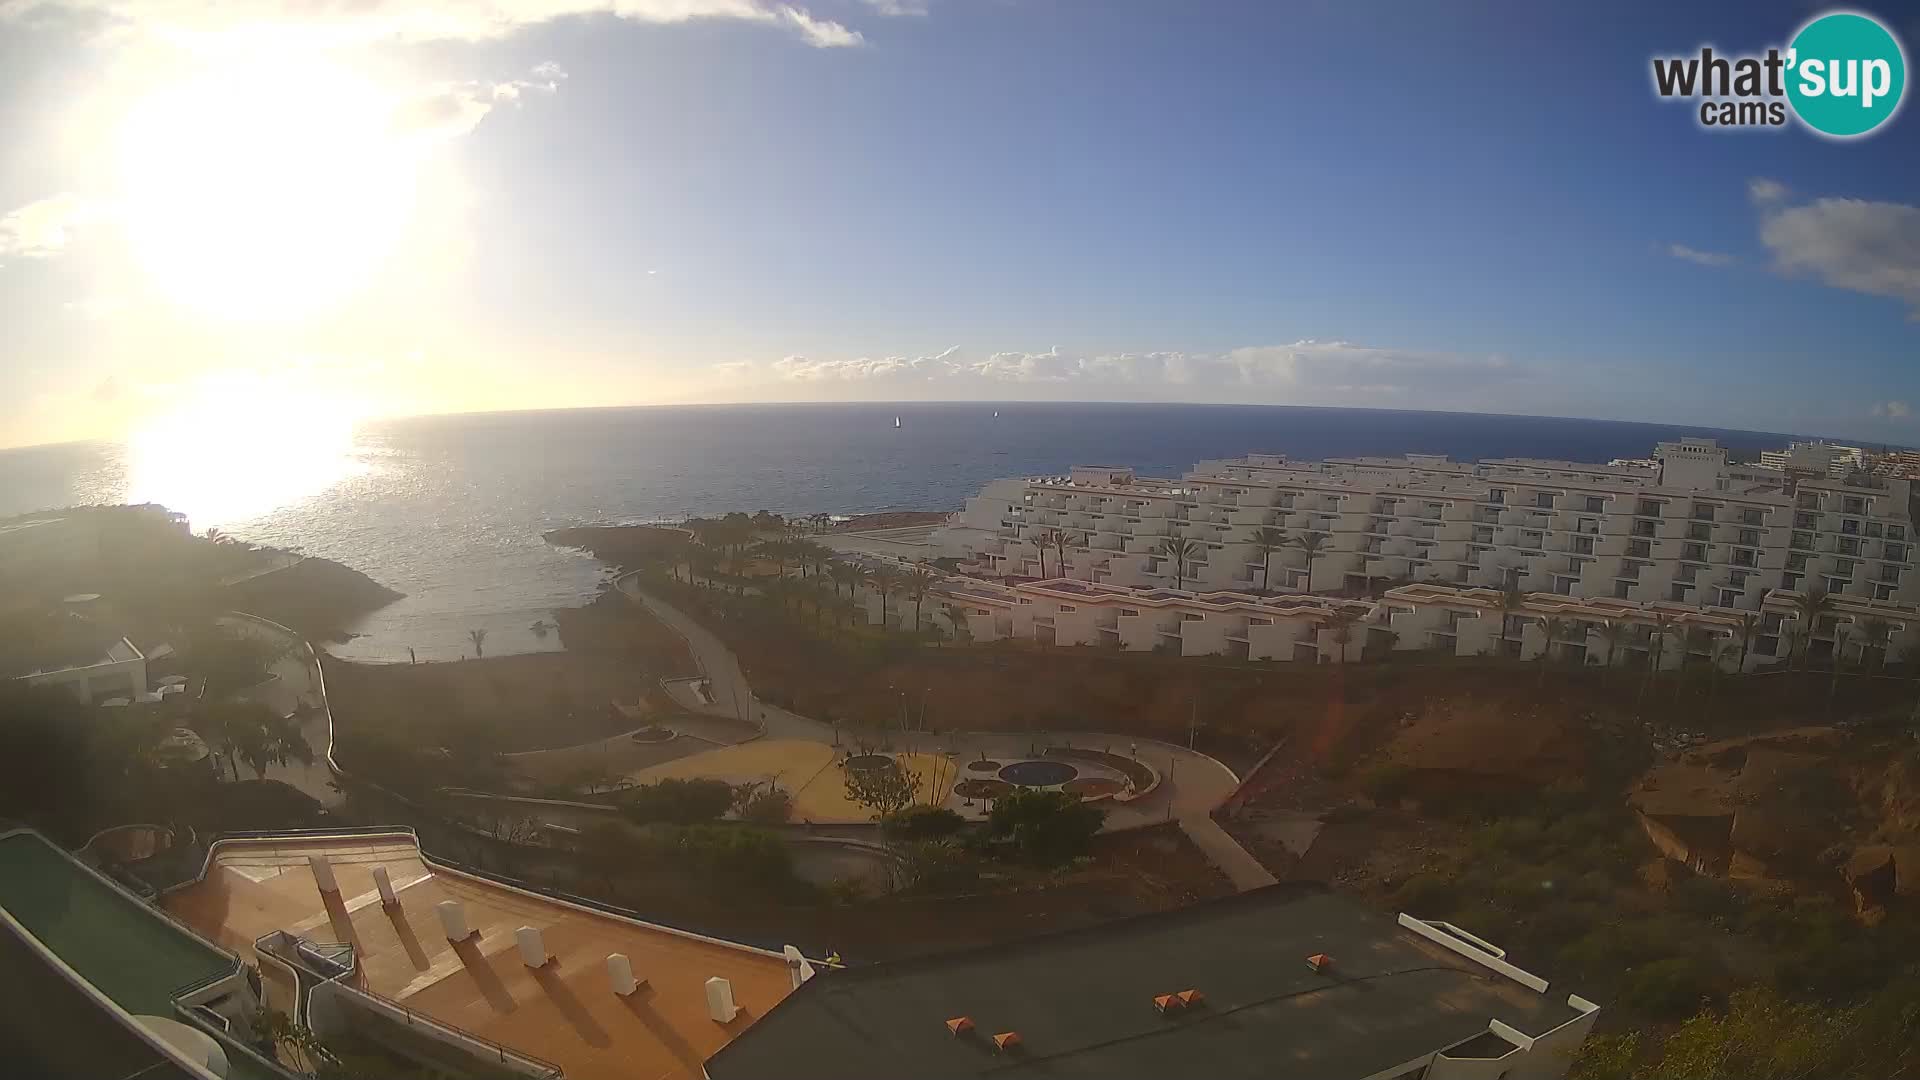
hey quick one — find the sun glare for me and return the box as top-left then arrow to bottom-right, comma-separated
117,56 -> 418,322
124,377 -> 364,529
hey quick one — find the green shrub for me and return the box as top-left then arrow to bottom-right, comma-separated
1620,956 -> 1716,1019
985,788 -> 1104,865
737,785 -> 793,824
621,777 -> 737,824
884,805 -> 966,840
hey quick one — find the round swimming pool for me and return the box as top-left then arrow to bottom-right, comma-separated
843,754 -> 895,773
998,760 -> 1079,787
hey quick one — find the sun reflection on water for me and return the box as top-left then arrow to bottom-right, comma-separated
123,380 -> 365,531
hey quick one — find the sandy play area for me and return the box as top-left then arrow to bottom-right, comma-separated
620,739 -> 956,823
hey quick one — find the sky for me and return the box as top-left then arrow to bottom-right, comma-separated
0,0 -> 1916,450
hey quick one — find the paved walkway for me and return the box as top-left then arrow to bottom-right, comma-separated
219,615 -> 342,809
613,575 -> 1246,832
1177,814 -> 1278,892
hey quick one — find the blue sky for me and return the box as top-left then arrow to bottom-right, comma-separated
0,0 -> 1916,449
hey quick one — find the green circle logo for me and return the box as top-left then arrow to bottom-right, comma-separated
1787,11 -> 1906,138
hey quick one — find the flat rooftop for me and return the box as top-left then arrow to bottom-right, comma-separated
0,830 -> 234,1018
706,884 -> 1584,1080
162,833 -> 795,1080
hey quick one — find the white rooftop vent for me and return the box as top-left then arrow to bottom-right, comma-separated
607,953 -> 639,996
372,866 -> 398,906
307,854 -> 338,894
516,926 -> 550,968
437,899 -> 470,940
782,945 -> 816,988
705,976 -> 739,1022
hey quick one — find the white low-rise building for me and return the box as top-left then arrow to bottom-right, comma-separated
933,439 -> 1917,613
934,576 -> 1920,672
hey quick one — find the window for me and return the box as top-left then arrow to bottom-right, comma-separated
1535,492 -> 1554,508
1792,531 -> 1815,550
1633,520 -> 1656,537
1730,570 -> 1750,586
1682,542 -> 1707,561
1886,543 -> 1909,562
1692,502 -> 1716,521
1583,496 -> 1606,512
1119,608 -> 1140,616
1487,489 -> 1507,504
1058,604 -> 1076,612
1740,508 -> 1764,526
1844,497 -> 1866,514
1891,525 -> 1908,541
1732,548 -> 1756,567
1670,583 -> 1690,601
1636,499 -> 1661,517
1798,492 -> 1821,509
1573,536 -> 1594,555
1737,528 -> 1760,546
1880,565 -> 1901,584
1835,559 -> 1856,576
1782,572 -> 1802,590
1614,581 -> 1632,599
1628,539 -> 1652,559
1839,538 -> 1861,555
1868,521 -> 1884,538
1842,519 -> 1861,536
1788,553 -> 1808,572
1687,523 -> 1711,541
1795,512 -> 1819,530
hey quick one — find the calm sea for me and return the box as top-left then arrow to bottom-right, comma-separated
0,403 -> 1820,661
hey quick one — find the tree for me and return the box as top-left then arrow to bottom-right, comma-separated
188,624 -> 290,697
986,788 -> 1104,865
1497,586 -> 1529,656
1292,531 -> 1330,591
1053,530 -> 1080,580
843,757 -> 922,819
1597,618 -> 1632,681
1731,610 -> 1761,674
1788,586 -> 1833,671
468,627 -> 488,659
1157,536 -> 1203,591
1641,613 -> 1680,710
1539,616 -> 1572,685
1677,625 -> 1717,700
575,823 -> 636,899
1323,607 -> 1363,661
1827,621 -> 1852,720
943,602 -> 973,644
736,784 -> 794,824
869,566 -> 900,628
1030,528 -> 1061,578
1855,616 -> 1892,671
195,701 -> 311,782
883,804 -> 965,839
1249,526 -> 1289,592
904,566 -> 939,631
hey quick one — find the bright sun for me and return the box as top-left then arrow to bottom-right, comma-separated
117,56 -> 418,322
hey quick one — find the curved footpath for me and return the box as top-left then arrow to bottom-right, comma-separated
614,573 -> 1273,887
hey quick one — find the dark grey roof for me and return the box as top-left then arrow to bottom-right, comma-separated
706,885 -> 1582,1080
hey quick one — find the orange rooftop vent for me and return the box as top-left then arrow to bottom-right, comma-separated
1177,988 -> 1205,1007
1153,993 -> 1182,1014
1307,953 -> 1334,973
946,1017 -> 974,1037
992,1031 -> 1023,1052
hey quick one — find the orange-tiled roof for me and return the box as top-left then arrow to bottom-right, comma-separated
163,834 -> 793,1080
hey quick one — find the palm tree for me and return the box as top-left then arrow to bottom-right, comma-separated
195,702 -> 311,782
904,566 -> 938,631
846,563 -> 870,603
1538,616 -> 1571,685
943,602 -> 973,644
1157,536 -> 1203,591
1597,618 -> 1631,681
468,628 -> 488,659
1497,586 -> 1529,657
1249,526 -> 1289,593
1731,610 -> 1761,674
1708,639 -> 1738,708
1292,531 -> 1330,592
828,562 -> 857,600
870,565 -> 900,627
1030,528 -> 1061,578
1856,617 -> 1892,671
1827,622 -> 1853,721
1324,607 -> 1363,661
1640,613 -> 1679,710
1678,625 -> 1717,700
1788,586 -> 1834,671
1055,531 -> 1083,580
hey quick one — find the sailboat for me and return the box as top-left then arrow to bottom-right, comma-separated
894,415 -> 902,429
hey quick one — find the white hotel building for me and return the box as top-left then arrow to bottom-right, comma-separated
929,438 -> 1920,669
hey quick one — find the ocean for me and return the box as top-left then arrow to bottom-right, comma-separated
0,402 -> 1819,661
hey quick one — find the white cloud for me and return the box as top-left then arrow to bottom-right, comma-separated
6,0 -> 864,48
395,63 -> 566,141
1757,192 -> 1920,315
0,193 -> 105,259
1749,178 -> 1789,205
862,0 -> 930,14
1872,400 -> 1912,419
730,340 -> 1525,400
1667,243 -> 1736,268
